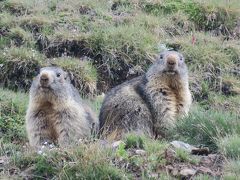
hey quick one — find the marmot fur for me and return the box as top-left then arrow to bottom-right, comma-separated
99,51 -> 192,139
26,67 -> 98,147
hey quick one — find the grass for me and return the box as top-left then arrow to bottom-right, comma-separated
218,134 -> 240,159
223,160 -> 240,180
0,88 -> 28,143
0,0 -> 240,179
124,134 -> 144,149
170,105 -> 240,150
0,88 -> 238,178
8,144 -> 130,179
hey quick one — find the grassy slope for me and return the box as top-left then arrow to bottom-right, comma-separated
0,0 -> 240,179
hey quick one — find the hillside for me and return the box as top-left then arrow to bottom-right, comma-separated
0,0 -> 240,179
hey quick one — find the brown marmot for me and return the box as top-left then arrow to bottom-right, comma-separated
26,66 -> 98,147
99,51 -> 192,139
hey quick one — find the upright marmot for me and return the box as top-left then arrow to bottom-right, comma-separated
99,51 -> 192,139
26,67 -> 98,147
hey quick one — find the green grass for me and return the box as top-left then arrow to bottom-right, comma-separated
124,134 -> 144,149
223,160 -> 240,180
0,88 -> 28,142
0,0 -> 239,97
218,134 -> 240,159
9,144 -> 130,179
175,148 -> 200,164
170,105 -> 240,150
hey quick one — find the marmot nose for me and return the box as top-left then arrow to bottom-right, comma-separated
167,60 -> 176,65
166,55 -> 177,66
40,74 -> 49,85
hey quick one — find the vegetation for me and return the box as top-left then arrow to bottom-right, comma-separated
0,0 -> 239,179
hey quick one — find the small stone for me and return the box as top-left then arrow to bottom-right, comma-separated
43,141 -> 48,145
170,141 -> 195,153
180,168 -> 196,177
98,140 -> 111,148
198,166 -> 214,175
149,173 -> 158,178
200,156 -> 212,165
112,140 -> 124,149
135,149 -> 146,155
166,165 -> 174,170
172,169 -> 179,176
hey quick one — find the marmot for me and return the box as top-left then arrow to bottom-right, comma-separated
99,51 -> 192,139
26,66 -> 98,147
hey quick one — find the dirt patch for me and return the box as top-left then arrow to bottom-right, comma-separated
164,148 -> 225,179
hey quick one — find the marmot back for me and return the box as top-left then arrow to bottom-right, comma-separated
26,66 -> 99,147
99,51 -> 192,139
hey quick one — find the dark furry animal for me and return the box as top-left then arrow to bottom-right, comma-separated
99,51 -> 192,139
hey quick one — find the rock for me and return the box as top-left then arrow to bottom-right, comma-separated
149,173 -> 158,178
98,140 -> 111,148
198,166 -> 214,175
166,165 -> 174,170
135,149 -> 146,155
172,168 -> 179,176
200,156 -> 212,166
165,148 -> 176,163
180,168 -> 196,177
112,140 -> 125,149
0,156 -> 9,165
170,141 -> 195,153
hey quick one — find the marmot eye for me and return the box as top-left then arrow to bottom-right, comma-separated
159,54 -> 164,59
56,73 -> 61,77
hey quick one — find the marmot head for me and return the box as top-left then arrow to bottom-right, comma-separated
30,67 -> 71,104
147,51 -> 188,79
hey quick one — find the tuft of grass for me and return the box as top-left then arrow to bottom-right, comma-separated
116,142 -> 128,159
0,140 -> 22,156
194,174 -> 212,180
2,0 -> 29,16
0,47 -> 43,90
0,88 -> 28,142
175,148 -> 199,164
9,27 -> 33,46
124,134 -> 144,149
218,134 -> 240,159
19,15 -> 55,33
0,11 -> 16,29
223,159 -> 240,180
140,0 -> 239,33
0,46 -> 44,63
206,93 -> 240,114
170,105 -> 240,150
9,143 -> 130,179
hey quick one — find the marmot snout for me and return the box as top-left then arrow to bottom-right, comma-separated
39,71 -> 55,88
